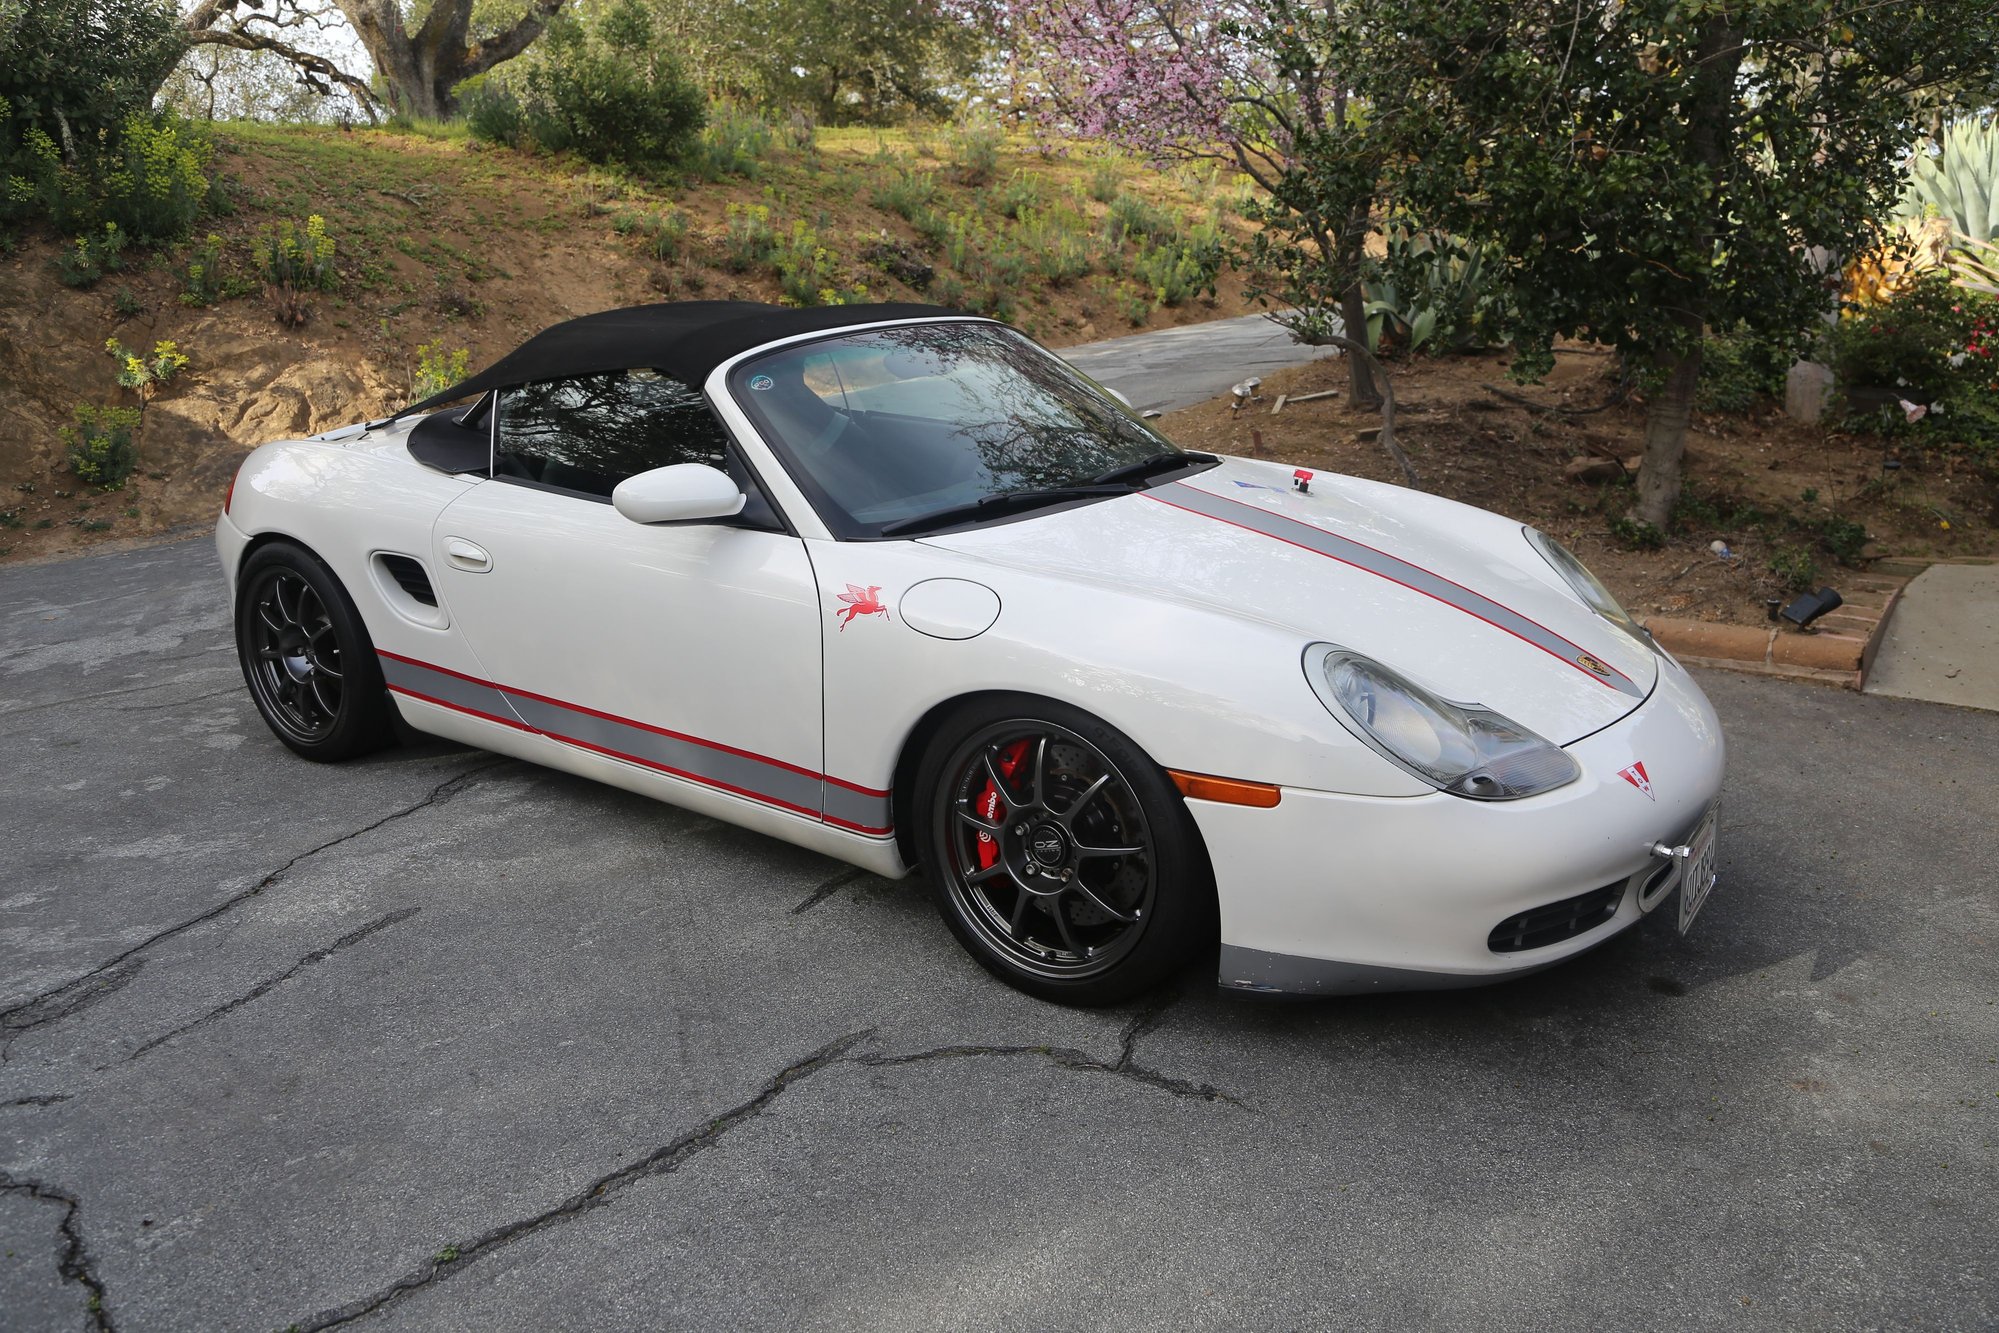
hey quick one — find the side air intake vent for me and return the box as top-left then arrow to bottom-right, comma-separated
379,554 -> 437,607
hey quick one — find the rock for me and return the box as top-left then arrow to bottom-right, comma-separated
1564,456 -> 1624,484
1785,360 -> 1835,423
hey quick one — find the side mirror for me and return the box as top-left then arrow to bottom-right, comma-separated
1106,386 -> 1134,410
612,463 -> 747,525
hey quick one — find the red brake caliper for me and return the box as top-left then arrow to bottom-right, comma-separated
972,739 -> 1032,871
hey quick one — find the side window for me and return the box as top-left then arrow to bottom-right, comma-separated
493,370 -> 731,499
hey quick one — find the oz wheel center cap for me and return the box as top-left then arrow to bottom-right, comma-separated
1026,823 -> 1069,868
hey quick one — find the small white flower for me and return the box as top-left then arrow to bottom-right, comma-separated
1949,351 -> 1968,368
1899,398 -> 1928,423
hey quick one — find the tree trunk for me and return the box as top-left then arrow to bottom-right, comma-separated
1339,280 -> 1380,408
1635,338 -> 1701,529
1338,202 -> 1380,408
1632,14 -> 1739,528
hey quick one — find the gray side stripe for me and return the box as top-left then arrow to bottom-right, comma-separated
823,781 -> 893,833
378,651 -> 894,833
504,692 -> 825,817
379,652 -> 521,721
1156,484 -> 1644,697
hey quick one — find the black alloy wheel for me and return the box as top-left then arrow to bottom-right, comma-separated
916,696 -> 1213,1005
235,542 -> 393,761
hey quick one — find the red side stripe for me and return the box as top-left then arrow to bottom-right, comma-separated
378,648 -> 890,797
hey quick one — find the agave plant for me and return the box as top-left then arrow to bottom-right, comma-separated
1361,228 -> 1511,354
1898,118 -> 1999,245
1949,233 -> 1999,298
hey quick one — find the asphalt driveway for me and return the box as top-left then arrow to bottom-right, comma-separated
3,536 -> 1995,1331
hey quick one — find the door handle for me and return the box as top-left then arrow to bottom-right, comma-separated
443,537 -> 492,572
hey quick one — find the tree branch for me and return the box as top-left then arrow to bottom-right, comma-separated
187,25 -> 383,121
464,0 -> 568,77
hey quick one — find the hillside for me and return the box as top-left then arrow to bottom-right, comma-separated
0,122 -> 1258,564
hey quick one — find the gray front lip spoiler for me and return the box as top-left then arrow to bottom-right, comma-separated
1216,944 -> 1568,998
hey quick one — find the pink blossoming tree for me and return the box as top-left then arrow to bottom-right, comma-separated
993,0 -> 1388,407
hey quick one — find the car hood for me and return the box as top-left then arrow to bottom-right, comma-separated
918,456 -> 1657,745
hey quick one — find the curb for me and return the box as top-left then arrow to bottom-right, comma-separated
1640,571 -> 1912,691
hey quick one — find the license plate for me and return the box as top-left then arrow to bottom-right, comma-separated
1678,810 -> 1718,934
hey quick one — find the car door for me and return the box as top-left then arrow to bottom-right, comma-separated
424,369 -> 830,825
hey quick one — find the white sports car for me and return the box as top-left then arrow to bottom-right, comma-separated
217,302 -> 1725,1005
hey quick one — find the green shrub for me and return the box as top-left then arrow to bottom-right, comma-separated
1105,191 -> 1176,243
908,205 -> 950,250
948,122 -> 1003,186
694,102 -> 776,181
1831,268 -> 1977,399
257,215 -> 336,326
518,0 -> 705,170
643,209 -> 687,262
1132,231 -> 1223,307
1014,208 -> 1092,285
1086,159 -> 1121,204
994,171 -> 1044,220
63,405 -> 142,489
179,233 -> 227,306
413,342 -> 470,398
464,81 -> 527,149
1694,327 -> 1789,412
1609,515 -> 1665,550
106,337 -> 188,393
1767,545 -> 1816,593
723,203 -> 778,272
1095,275 -> 1153,327
869,169 -> 939,222
55,223 -> 126,288
99,114 -> 211,244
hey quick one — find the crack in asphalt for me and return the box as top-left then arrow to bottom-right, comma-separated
0,959 -> 147,1042
859,991 -> 1241,1105
0,1172 -> 113,1331
112,907 -> 422,1066
0,761 -> 509,1045
789,867 -> 873,915
1,1093 -> 73,1108
292,1029 -> 876,1330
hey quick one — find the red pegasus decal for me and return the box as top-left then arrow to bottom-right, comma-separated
834,583 -> 887,630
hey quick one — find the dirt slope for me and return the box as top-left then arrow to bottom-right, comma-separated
0,123 -> 1256,564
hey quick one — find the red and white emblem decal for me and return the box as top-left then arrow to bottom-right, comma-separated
834,583 -> 888,630
1618,761 -> 1655,800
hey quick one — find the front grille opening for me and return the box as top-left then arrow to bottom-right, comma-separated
379,554 -> 436,607
1488,881 -> 1623,953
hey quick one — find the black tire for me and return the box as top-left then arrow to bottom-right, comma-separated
234,541 -> 395,762
912,694 -> 1215,1006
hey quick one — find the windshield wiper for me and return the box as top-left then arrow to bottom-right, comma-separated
877,485 -> 1129,537
1089,450 -> 1213,487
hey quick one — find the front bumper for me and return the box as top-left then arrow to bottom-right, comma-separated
1193,653 -> 1725,996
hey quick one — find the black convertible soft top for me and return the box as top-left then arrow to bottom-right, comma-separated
399,300 -> 960,474
400,300 -> 957,417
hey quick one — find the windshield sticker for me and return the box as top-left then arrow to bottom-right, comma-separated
749,374 -> 775,391
835,583 -> 888,630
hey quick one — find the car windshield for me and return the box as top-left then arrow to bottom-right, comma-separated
728,322 -> 1198,538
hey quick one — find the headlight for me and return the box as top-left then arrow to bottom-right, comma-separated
1524,527 -> 1652,648
1305,646 -> 1579,800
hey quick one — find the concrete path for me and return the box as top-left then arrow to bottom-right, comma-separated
1863,562 -> 1999,712
4,536 -> 1997,1331
1060,312 -> 1338,414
